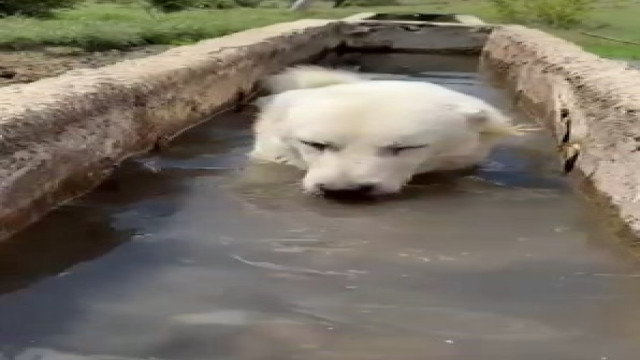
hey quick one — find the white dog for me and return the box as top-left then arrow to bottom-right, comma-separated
249,66 -> 528,196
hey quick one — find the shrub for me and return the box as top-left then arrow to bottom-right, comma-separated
488,0 -> 527,23
93,0 -> 141,4
146,0 -> 196,12
339,0 -> 398,7
190,0 -> 230,8
258,0 -> 284,8
0,0 -> 82,17
233,0 -> 262,7
147,0 -> 260,11
526,0 -> 595,28
489,0 -> 595,28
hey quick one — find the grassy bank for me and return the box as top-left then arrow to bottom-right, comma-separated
545,4 -> 640,59
0,0 -> 639,58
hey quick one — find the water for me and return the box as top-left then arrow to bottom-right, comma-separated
2,57 -> 640,360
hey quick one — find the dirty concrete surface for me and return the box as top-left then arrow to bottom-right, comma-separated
0,46 -> 172,87
482,26 -> 640,241
2,56 -> 640,360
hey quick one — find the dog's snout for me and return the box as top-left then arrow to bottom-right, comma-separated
316,183 -> 376,197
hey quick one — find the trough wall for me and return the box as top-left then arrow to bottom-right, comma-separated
482,25 -> 640,243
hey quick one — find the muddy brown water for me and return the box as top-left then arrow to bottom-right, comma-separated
2,55 -> 640,360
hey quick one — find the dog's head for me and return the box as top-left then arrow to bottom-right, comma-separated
256,81 -> 519,198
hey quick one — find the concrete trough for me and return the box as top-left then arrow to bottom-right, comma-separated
1,14 -> 640,251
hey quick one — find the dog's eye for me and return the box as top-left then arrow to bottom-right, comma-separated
384,144 -> 428,156
300,140 -> 331,151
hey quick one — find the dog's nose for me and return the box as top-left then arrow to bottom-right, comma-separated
317,183 -> 376,197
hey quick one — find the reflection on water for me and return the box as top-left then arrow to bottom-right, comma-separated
2,59 -> 640,360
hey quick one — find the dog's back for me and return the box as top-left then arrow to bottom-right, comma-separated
259,66 -> 527,138
263,66 -> 366,94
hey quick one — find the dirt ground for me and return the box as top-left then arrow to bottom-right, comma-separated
0,45 -> 172,87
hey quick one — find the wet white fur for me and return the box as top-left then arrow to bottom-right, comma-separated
250,66 -> 524,195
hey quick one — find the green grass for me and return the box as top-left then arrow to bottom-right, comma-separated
0,0 -> 496,51
0,0 -> 639,59
544,3 -> 640,59
0,1 -> 490,51
0,4 -> 311,50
